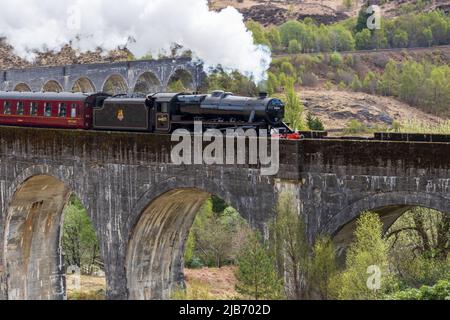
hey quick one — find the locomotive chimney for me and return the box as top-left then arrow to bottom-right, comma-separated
259,92 -> 268,99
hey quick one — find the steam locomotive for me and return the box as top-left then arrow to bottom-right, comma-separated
0,90 -> 292,135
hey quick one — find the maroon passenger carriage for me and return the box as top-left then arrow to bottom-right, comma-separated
0,91 -> 95,129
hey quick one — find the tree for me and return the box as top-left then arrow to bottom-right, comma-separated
355,29 -> 372,49
338,212 -> 390,300
355,3 -> 371,33
425,65 -> 450,115
270,191 -> 309,299
309,236 -> 338,300
62,196 -> 101,273
422,27 -> 433,47
386,207 -> 450,287
284,81 -> 305,130
266,27 -> 282,51
168,79 -> 186,92
247,20 -> 270,47
288,39 -> 301,54
380,59 -> 400,96
306,112 -> 325,131
399,61 -> 425,106
190,199 -> 245,268
235,232 -> 283,300
392,29 -> 409,48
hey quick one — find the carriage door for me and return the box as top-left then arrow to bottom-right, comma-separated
155,102 -> 170,132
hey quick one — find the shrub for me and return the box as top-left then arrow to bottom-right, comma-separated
301,72 -> 319,87
344,119 -> 369,135
387,279 -> 450,300
330,52 -> 343,68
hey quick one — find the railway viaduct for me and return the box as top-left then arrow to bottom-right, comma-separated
0,126 -> 448,300
0,57 -> 205,94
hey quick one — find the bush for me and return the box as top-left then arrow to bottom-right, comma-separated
344,119 -> 369,135
301,72 -> 319,87
330,52 -> 343,68
387,279 -> 450,300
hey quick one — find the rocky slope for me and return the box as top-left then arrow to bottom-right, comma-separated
210,0 -> 450,26
301,88 -> 444,133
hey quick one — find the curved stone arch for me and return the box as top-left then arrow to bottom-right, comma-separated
42,79 -> 63,93
71,76 -> 96,93
165,67 -> 195,91
125,177 -> 263,300
13,82 -> 32,92
323,191 -> 450,253
133,71 -> 162,94
128,177 -> 246,230
101,74 -> 129,95
2,165 -> 103,300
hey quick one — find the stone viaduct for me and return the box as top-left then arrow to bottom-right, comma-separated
0,57 -> 205,95
0,126 -> 448,300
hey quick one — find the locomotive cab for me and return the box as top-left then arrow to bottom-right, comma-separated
146,93 -> 182,133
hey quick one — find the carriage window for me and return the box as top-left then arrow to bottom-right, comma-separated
17,102 -> 24,115
30,102 -> 38,116
45,103 -> 52,117
4,101 -> 11,115
70,104 -> 77,118
58,103 -> 67,117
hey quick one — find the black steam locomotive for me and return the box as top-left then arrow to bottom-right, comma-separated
92,90 -> 288,133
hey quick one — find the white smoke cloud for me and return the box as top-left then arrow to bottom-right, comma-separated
0,0 -> 271,82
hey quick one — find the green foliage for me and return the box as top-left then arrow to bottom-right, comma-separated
329,52 -> 343,68
62,196 -> 101,272
338,212 -> 390,300
306,112 -> 325,131
344,119 -> 369,135
288,39 -> 301,54
270,191 -> 309,299
395,119 -> 450,134
280,61 -> 295,76
247,20 -> 270,47
355,29 -> 373,49
184,197 -> 249,269
235,232 -> 284,300
206,68 -> 258,96
283,82 -> 305,130
355,4 -> 370,33
386,207 -> 450,288
309,236 -> 338,300
261,11 -> 449,54
386,279 -> 450,300
168,79 -> 186,92
266,27 -> 282,51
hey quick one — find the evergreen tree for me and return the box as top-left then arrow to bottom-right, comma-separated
235,232 -> 283,300
284,81 -> 305,130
